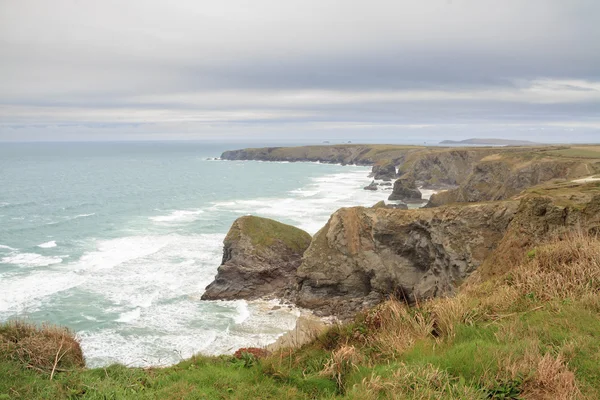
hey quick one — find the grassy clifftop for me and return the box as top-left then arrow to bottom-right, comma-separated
3,233 -> 599,399
225,215 -> 312,254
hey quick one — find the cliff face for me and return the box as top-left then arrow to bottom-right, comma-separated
295,182 -> 600,316
201,216 -> 312,301
295,202 -> 517,316
397,149 -> 496,186
471,182 -> 600,281
427,157 -> 594,207
221,145 -> 419,166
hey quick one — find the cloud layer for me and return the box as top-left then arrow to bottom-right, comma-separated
1,0 -> 599,142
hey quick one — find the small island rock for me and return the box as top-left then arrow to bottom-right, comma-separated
202,216 -> 312,301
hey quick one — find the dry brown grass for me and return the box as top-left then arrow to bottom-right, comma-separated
522,353 -> 580,400
320,345 -> 364,392
507,232 -> 600,301
356,363 -> 483,399
366,300 -> 434,357
0,320 -> 85,376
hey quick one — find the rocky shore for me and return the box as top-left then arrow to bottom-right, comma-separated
205,144 -> 600,320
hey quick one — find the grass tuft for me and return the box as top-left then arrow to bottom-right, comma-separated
0,321 -> 84,377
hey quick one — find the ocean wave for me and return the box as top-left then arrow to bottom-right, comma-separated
149,209 -> 204,223
0,244 -> 17,251
0,270 -> 84,313
233,301 -> 250,324
37,240 -> 57,248
116,307 -> 142,323
45,213 -> 96,226
210,167 -> 386,234
1,252 -> 63,268
73,213 -> 96,219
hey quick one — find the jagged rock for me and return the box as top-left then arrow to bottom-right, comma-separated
370,162 -> 397,181
202,216 -> 312,301
295,202 -> 518,316
398,149 -> 496,186
388,177 -> 422,202
364,181 -> 378,191
428,158 -> 593,207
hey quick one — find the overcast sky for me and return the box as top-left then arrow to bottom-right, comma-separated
1,0 -> 599,143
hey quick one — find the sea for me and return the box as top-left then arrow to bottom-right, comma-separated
0,141 -> 395,367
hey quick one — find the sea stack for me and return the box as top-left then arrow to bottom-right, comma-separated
201,216 -> 312,301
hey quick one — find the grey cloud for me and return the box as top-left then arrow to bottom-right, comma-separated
0,0 -> 599,141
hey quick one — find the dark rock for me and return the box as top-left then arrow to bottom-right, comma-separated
371,162 -> 397,181
202,216 -> 312,301
388,177 -> 422,202
364,181 -> 378,191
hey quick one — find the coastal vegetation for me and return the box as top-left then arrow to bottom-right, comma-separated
2,233 -> 599,399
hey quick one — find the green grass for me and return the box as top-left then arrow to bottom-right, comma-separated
545,147 -> 600,159
227,215 -> 312,253
2,235 -> 599,399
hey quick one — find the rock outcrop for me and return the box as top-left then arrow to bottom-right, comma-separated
398,149 -> 496,186
370,162 -> 397,181
471,182 -> 600,281
388,178 -> 422,202
202,216 -> 312,301
295,202 -> 518,316
295,181 -> 600,316
363,181 -> 378,191
427,158 -> 595,207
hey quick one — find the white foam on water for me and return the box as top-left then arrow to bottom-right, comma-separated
37,240 -> 57,248
149,209 -> 204,223
0,244 -> 16,251
80,298 -> 303,367
0,269 -> 84,313
69,235 -> 174,273
233,301 -> 251,324
418,187 -> 438,201
210,166 -> 387,234
116,307 -> 141,323
73,213 -> 95,219
1,252 -> 63,268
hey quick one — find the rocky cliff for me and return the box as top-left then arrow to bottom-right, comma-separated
295,182 -> 600,316
427,156 -> 597,207
295,202 -> 518,316
397,148 -> 497,186
221,144 -> 420,166
201,216 -> 312,301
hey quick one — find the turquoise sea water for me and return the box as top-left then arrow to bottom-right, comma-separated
0,142 -> 389,367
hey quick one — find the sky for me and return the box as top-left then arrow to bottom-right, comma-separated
1,0 -> 599,143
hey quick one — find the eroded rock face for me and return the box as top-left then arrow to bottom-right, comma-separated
428,159 -> 592,207
295,203 -> 518,316
370,162 -> 397,181
202,216 -> 312,301
388,177 -> 422,202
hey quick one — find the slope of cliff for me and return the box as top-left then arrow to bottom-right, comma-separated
296,181 -> 600,317
427,152 -> 599,207
201,216 -> 312,301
